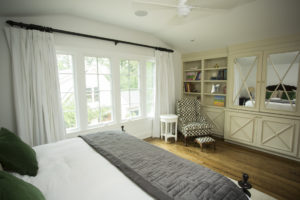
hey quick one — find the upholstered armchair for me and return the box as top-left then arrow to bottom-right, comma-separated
177,98 -> 213,146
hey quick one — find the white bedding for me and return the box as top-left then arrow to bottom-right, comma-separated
13,138 -> 153,200
245,100 -> 295,111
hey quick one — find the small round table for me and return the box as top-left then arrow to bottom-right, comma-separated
160,114 -> 178,142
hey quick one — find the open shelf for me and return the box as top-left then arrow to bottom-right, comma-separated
184,92 -> 202,95
203,93 -> 227,96
204,67 -> 227,71
203,80 -> 227,83
183,56 -> 227,108
184,80 -> 201,83
184,69 -> 202,72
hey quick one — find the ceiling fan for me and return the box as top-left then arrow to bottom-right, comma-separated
133,0 -> 227,17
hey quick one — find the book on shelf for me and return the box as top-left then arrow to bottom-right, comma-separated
186,72 -> 196,80
216,69 -> 227,80
195,71 -> 201,80
184,83 -> 198,93
213,95 -> 225,107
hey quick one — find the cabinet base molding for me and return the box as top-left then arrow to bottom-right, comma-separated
225,139 -> 300,162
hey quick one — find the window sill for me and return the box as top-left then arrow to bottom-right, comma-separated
65,117 -> 153,138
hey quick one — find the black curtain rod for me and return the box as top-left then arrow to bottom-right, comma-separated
6,20 -> 174,53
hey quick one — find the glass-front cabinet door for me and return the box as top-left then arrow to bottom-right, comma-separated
228,53 -> 262,111
260,50 -> 300,115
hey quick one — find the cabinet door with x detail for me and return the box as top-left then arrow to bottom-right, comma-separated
228,52 -> 262,111
260,50 -> 300,116
256,116 -> 299,157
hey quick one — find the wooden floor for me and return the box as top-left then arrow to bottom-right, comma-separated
145,137 -> 300,200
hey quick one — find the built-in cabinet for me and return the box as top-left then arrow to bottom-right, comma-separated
225,110 -> 300,158
183,36 -> 300,161
225,38 -> 300,160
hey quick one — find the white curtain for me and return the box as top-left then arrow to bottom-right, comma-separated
5,27 -> 65,146
153,51 -> 176,137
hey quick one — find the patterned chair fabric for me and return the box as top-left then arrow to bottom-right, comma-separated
177,98 -> 213,142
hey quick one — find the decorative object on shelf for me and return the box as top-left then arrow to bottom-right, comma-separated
210,71 -> 218,80
222,85 -> 227,94
239,97 -> 250,106
186,72 -> 196,80
238,173 -> 252,197
211,84 -> 220,94
195,71 -> 201,80
184,82 -> 197,93
215,64 -> 219,69
213,96 -> 225,107
189,66 -> 201,70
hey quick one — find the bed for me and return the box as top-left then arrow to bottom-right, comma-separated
10,131 -> 248,200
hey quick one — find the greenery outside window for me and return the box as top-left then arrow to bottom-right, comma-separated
120,60 -> 141,120
85,57 -> 113,126
57,54 -> 78,130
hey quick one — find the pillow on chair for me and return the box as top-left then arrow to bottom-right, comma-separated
0,128 -> 38,176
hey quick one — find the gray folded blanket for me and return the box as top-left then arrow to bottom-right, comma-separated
80,131 -> 247,200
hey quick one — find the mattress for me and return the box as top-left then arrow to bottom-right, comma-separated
12,138 -> 153,200
11,136 -> 248,200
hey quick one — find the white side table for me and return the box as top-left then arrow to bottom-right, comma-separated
160,114 -> 178,142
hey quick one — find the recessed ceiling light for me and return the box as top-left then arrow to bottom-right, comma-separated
135,10 -> 148,17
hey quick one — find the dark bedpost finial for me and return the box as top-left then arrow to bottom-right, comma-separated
121,125 -> 125,132
238,173 -> 252,197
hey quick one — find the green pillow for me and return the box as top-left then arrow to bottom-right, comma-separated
0,171 -> 45,200
0,128 -> 38,176
282,91 -> 296,100
266,91 -> 273,99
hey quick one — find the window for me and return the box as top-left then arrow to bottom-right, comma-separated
56,50 -> 155,133
146,61 -> 155,117
120,60 -> 140,120
85,57 -> 113,126
57,54 -> 78,130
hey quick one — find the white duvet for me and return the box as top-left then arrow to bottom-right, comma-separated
13,138 -> 152,200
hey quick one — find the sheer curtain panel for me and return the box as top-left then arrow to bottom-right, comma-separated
5,27 -> 65,146
153,51 -> 176,137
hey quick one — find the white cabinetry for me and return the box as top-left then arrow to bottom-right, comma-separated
224,37 -> 300,160
224,111 -> 257,145
203,106 -> 225,137
257,116 -> 299,157
225,109 -> 300,159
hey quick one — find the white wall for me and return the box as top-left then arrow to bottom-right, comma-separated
0,15 -> 182,139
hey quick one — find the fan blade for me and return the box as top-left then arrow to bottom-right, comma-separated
167,11 -> 210,26
190,6 -> 227,13
133,0 -> 179,8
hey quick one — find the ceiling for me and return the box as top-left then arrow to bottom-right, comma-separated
1,0 -> 300,53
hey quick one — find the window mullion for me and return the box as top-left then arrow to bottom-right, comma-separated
140,60 -> 146,118
97,58 -> 101,123
112,56 -> 121,124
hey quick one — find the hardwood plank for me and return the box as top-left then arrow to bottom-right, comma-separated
145,138 -> 300,200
